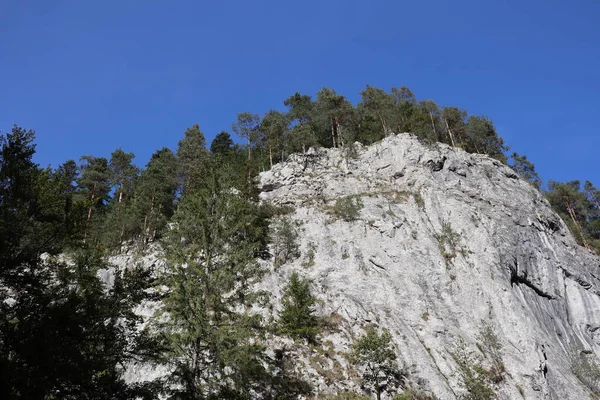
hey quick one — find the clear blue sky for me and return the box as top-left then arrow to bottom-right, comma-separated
1,0 -> 598,187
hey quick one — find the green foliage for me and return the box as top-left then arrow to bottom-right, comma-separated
434,221 -> 463,261
451,338 -> 496,400
158,160 -> 270,398
476,322 -> 505,383
510,152 -> 541,189
279,272 -> 320,341
571,347 -> 600,396
210,130 -> 234,155
261,109 -> 289,167
0,126 -> 159,399
546,180 -> 600,254
132,147 -> 178,243
413,191 -> 425,209
302,241 -> 317,267
315,87 -> 356,148
270,216 -> 302,267
394,388 -> 437,399
359,84 -> 397,136
332,196 -> 364,222
351,326 -> 403,400
464,115 -> 509,163
176,124 -> 210,194
108,147 -> 139,203
318,392 -> 370,400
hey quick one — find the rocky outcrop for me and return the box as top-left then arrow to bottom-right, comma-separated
258,133 -> 600,399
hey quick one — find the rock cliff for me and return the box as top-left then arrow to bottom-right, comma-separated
256,133 -> 600,399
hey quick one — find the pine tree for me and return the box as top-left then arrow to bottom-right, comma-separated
546,180 -> 590,249
210,130 -> 233,156
261,110 -> 289,168
133,148 -> 178,243
158,160 -> 269,398
442,106 -> 467,147
351,327 -> 402,400
465,116 -> 509,162
76,155 -> 110,240
315,87 -> 355,148
232,112 -> 261,181
0,127 -> 158,399
279,272 -> 319,341
176,124 -> 210,195
510,152 -> 542,189
359,85 -> 396,136
109,148 -> 138,203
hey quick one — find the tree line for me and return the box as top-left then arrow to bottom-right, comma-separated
0,83 -> 598,399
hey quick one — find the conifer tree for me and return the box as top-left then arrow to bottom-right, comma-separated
315,87 -> 354,148
158,160 -> 269,398
546,180 -> 590,249
261,110 -> 288,168
210,130 -> 233,156
109,148 -> 138,203
351,327 -> 402,400
465,116 -> 508,162
279,272 -> 319,341
418,100 -> 442,143
0,127 -> 158,399
133,148 -> 178,242
510,152 -> 542,189
442,106 -> 467,147
76,155 -> 110,240
359,85 -> 396,136
233,112 -> 261,181
284,93 -> 318,154
176,124 -> 210,195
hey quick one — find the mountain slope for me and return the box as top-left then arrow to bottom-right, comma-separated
258,133 -> 600,399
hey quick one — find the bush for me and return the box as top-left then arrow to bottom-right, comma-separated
434,221 -> 463,261
451,338 -> 495,400
270,216 -> 301,267
394,388 -> 437,400
476,322 -> 505,383
332,196 -> 363,222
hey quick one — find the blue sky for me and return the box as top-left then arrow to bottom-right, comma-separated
1,0 -> 598,187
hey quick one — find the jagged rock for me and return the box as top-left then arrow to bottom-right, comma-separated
258,133 -> 600,399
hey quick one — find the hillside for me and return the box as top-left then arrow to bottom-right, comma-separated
255,133 -> 600,398
114,133 -> 600,399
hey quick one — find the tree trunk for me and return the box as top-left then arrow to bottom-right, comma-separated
378,113 -> 389,136
269,145 -> 273,169
429,111 -> 436,137
331,117 -> 336,148
566,202 -> 590,249
444,118 -> 457,148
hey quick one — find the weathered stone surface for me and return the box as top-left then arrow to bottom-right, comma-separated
257,133 -> 600,399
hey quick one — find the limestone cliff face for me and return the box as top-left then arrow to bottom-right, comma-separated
258,133 -> 600,399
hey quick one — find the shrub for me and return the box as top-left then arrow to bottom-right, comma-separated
476,322 -> 505,383
394,388 -> 438,400
413,192 -> 425,209
434,221 -> 463,261
301,241 -> 316,267
270,216 -> 301,267
451,338 -> 495,400
332,196 -> 364,222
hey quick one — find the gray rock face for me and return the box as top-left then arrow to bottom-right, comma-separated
258,134 -> 600,399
